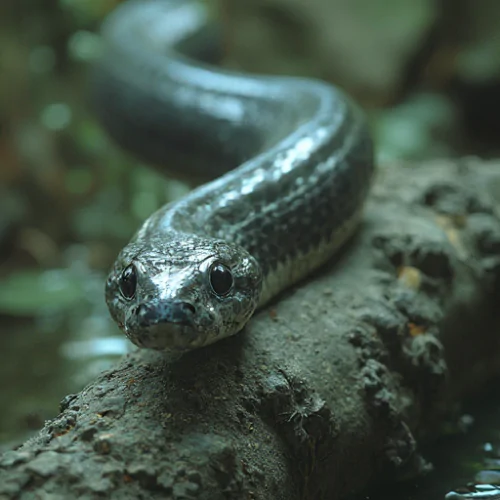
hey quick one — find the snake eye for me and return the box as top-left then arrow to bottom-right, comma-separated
209,263 -> 233,297
119,264 -> 137,300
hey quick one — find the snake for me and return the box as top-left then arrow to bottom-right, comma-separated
90,0 -> 375,352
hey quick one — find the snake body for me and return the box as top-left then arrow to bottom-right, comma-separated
91,0 -> 375,352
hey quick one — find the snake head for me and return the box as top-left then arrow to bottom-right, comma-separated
105,234 -> 263,352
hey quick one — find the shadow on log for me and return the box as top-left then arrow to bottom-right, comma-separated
2,159 -> 500,500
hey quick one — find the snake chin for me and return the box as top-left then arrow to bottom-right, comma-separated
105,234 -> 263,352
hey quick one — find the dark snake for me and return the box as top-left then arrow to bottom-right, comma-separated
90,0 -> 375,352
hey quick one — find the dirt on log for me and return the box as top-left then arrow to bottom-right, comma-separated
2,158 -> 500,500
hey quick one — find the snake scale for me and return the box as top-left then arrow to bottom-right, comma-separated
90,0 -> 375,352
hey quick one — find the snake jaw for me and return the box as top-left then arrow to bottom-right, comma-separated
124,304 -> 201,351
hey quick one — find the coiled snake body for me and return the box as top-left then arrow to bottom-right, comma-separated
91,0 -> 375,352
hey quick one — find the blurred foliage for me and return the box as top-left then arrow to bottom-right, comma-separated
0,0 -> 160,446
0,0 -> 201,447
0,269 -> 86,315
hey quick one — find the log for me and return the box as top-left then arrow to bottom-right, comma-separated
2,158 -> 500,500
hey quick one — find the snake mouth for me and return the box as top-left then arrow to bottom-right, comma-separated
124,300 -> 199,351
134,300 -> 196,328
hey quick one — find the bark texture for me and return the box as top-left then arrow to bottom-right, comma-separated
2,158 -> 500,500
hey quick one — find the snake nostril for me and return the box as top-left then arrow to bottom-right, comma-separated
135,301 -> 195,326
135,303 -> 152,320
181,302 -> 196,315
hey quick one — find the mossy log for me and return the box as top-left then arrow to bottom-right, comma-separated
2,158 -> 500,500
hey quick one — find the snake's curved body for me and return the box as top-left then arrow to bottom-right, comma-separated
91,0 -> 375,352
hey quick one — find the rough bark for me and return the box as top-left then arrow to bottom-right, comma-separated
2,158 -> 500,500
